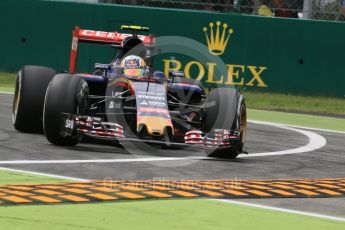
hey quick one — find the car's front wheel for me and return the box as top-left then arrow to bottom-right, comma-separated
204,88 -> 247,159
43,74 -> 89,146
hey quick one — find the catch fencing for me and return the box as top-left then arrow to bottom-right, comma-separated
100,0 -> 345,21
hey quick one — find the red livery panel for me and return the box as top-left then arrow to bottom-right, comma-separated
69,26 -> 152,73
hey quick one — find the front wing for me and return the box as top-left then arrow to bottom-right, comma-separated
63,114 -> 243,150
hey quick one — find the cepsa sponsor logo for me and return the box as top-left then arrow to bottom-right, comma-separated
139,107 -> 169,114
80,30 -> 147,42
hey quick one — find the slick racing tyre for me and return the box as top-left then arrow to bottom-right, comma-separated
43,74 -> 89,146
13,65 -> 56,133
204,88 -> 247,159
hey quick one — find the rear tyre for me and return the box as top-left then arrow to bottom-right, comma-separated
13,65 -> 56,133
43,74 -> 89,146
204,88 -> 247,159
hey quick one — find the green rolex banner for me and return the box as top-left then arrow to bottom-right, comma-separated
0,0 -> 344,96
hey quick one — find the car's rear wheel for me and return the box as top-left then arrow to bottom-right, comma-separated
204,88 -> 247,159
13,65 -> 56,133
43,74 -> 89,146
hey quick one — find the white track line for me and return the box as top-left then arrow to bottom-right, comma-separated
0,91 -> 14,95
0,122 -> 327,164
242,120 -> 327,157
0,166 -> 88,182
215,199 -> 345,222
0,156 -> 207,164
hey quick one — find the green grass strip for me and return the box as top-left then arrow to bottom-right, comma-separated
0,87 -> 14,93
0,72 -> 15,91
244,91 -> 345,116
249,109 -> 345,132
0,199 -> 343,230
0,169 -> 67,185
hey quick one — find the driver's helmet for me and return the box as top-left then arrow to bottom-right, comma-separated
120,55 -> 146,77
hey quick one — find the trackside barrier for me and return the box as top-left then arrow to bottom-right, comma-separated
0,0 -> 344,96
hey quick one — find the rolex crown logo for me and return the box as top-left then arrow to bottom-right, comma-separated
203,21 -> 233,56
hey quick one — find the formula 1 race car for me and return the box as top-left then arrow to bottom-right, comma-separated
12,25 -> 247,158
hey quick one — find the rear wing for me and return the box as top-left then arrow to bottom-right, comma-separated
69,26 -> 153,73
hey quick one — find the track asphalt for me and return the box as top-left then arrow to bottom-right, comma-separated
1,93 -> 345,217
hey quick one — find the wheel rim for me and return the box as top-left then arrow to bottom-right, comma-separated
240,104 -> 247,144
12,70 -> 22,124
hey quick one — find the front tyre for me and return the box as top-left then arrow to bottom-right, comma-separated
204,88 -> 247,159
43,74 -> 89,146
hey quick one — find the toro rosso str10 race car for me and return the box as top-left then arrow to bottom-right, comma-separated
12,25 -> 247,158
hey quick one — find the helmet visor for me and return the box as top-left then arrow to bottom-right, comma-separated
124,68 -> 145,77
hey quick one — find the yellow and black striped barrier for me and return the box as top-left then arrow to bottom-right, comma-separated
1,178 -> 345,205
